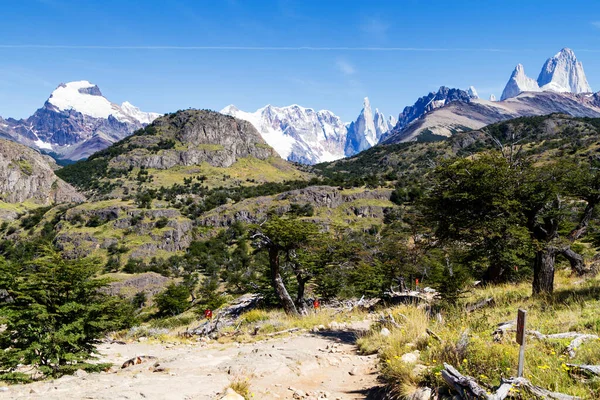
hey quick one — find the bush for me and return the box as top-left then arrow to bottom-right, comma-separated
155,217 -> 169,229
155,283 -> 190,316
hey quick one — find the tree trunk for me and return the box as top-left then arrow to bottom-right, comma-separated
561,247 -> 589,276
569,201 -> 596,241
269,247 -> 298,316
295,276 -> 309,316
532,247 -> 556,295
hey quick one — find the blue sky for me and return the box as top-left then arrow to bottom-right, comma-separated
1,0 -> 600,121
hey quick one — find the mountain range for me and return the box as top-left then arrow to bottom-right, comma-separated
221,97 -> 395,164
0,48 -> 597,165
382,48 -> 599,143
0,81 -> 160,161
500,48 -> 591,100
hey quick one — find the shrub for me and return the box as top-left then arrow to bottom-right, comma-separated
155,217 -> 169,229
155,283 -> 190,316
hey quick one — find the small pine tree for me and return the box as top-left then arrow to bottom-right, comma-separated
0,249 -> 132,378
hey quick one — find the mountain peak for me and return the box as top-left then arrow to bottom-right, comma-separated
537,48 -> 591,94
363,97 -> 371,108
501,64 -> 540,101
467,86 -> 479,99
556,47 -> 576,58
46,80 -> 159,126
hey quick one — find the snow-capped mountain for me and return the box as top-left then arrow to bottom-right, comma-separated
501,48 -> 592,100
384,86 -> 478,138
0,81 -> 160,160
383,49 -> 599,144
221,98 -> 393,164
500,64 -> 541,100
537,48 -> 592,94
467,86 -> 479,99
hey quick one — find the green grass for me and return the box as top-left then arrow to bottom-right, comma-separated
357,271 -> 600,399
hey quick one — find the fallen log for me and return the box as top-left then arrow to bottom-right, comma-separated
566,364 -> 600,378
465,297 -> 495,313
491,324 -> 598,358
441,363 -> 581,400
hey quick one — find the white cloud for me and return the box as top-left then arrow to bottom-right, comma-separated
592,21 -> 600,29
336,59 -> 356,76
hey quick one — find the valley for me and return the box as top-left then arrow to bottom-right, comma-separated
1,36 -> 600,400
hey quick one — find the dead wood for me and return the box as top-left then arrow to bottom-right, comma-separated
441,363 -> 581,400
465,297 -> 495,313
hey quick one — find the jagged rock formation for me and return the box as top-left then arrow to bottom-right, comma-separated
0,139 -> 85,205
383,91 -> 600,144
501,48 -> 592,100
489,94 -> 497,101
221,104 -> 348,164
381,86 -> 477,142
109,109 -> 277,170
500,64 -> 541,100
0,81 -> 160,160
345,98 -> 395,156
467,86 -> 479,99
537,48 -> 592,94
222,97 -> 394,164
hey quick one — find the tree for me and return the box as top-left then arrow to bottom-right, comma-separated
0,250 -> 132,378
425,152 -> 593,295
155,283 -> 190,316
424,153 -> 532,284
251,216 -> 319,316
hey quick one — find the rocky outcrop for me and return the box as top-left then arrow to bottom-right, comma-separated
198,186 -> 394,228
109,109 -> 277,169
500,64 -> 541,101
54,201 -> 193,259
0,139 -> 85,204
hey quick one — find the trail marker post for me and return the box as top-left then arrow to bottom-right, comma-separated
516,309 -> 527,377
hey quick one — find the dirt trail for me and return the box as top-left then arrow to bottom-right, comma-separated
0,325 -> 381,400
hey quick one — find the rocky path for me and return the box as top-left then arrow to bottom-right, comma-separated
0,326 -> 381,400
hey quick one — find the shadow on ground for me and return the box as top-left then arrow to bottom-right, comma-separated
349,385 -> 391,400
310,329 -> 364,345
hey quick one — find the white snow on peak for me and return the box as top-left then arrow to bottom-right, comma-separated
467,86 -> 479,99
500,64 -> 541,100
48,81 -> 159,124
388,114 -> 398,128
537,48 -> 592,94
121,101 -> 161,124
374,108 -> 394,141
354,97 -> 377,149
220,104 -> 299,160
221,99 -> 389,164
489,94 -> 497,102
501,49 -> 593,100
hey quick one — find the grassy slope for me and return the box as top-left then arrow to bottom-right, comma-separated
357,271 -> 600,398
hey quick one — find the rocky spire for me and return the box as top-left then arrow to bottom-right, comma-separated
500,64 -> 541,100
537,48 -> 592,94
